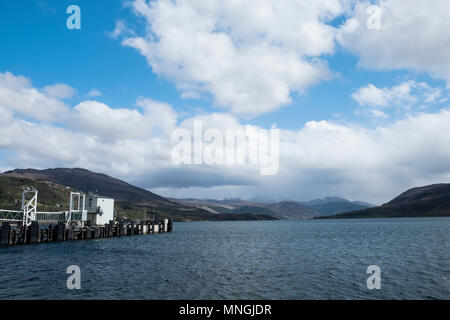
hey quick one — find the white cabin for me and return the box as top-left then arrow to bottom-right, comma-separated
85,195 -> 114,226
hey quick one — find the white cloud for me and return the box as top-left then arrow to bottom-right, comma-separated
70,99 -> 178,141
120,0 -> 350,117
108,20 -> 135,39
42,83 -> 75,99
369,109 -> 388,118
352,82 -> 417,108
338,0 -> 450,85
85,89 -> 102,98
352,81 -> 447,118
0,71 -> 70,122
71,101 -> 154,141
2,71 -> 450,204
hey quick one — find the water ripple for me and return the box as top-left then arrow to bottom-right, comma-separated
0,218 -> 449,299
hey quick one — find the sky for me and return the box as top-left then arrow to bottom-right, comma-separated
0,0 -> 450,204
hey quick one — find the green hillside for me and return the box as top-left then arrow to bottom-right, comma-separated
0,176 -> 73,211
0,173 -> 277,222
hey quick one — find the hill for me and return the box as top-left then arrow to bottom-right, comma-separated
0,175 -> 75,211
300,197 -> 374,216
266,201 -> 319,219
173,199 -> 320,219
1,169 -> 277,222
322,184 -> 450,218
4,168 -> 170,205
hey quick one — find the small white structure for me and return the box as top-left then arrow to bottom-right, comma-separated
69,192 -> 88,224
85,195 -> 114,226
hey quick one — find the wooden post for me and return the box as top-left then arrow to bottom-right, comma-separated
108,221 -> 113,237
30,221 -> 39,244
143,223 -> 148,234
1,222 -> 10,246
67,227 -> 74,240
10,228 -> 16,245
57,221 -> 65,242
48,225 -> 53,242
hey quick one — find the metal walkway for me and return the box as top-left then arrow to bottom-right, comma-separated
0,188 -> 85,226
0,210 -> 83,224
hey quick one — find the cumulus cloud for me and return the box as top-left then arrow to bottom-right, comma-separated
2,71 -> 450,204
108,20 -> 135,39
69,99 -> 178,141
42,83 -> 75,99
119,0 -> 350,117
0,71 -> 70,122
71,101 -> 155,141
338,0 -> 450,85
352,81 -> 447,115
85,89 -> 102,98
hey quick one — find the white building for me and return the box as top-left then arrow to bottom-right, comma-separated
85,195 -> 114,226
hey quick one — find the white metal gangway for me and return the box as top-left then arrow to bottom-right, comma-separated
0,189 -> 86,226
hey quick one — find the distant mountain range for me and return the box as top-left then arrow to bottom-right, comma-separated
7,167 -> 447,221
300,197 -> 375,216
172,196 -> 373,219
171,198 -> 318,219
1,168 -> 277,222
323,184 -> 450,218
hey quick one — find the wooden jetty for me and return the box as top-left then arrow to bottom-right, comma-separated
0,187 -> 173,246
0,218 -> 173,246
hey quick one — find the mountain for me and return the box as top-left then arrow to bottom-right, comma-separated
266,201 -> 319,219
300,197 -> 374,216
1,168 -> 277,222
173,198 -> 320,219
4,168 -> 170,205
323,184 -> 450,218
0,175 -> 75,212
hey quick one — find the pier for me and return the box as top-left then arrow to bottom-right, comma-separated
0,188 -> 173,246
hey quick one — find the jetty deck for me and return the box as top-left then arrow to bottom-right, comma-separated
0,219 -> 173,246
0,187 -> 173,246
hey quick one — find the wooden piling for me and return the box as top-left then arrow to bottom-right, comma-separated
57,222 -> 65,242
30,221 -> 39,244
93,226 -> 99,238
0,215 -> 172,246
67,227 -> 74,241
1,222 -> 10,246
10,228 -> 16,245
108,221 -> 113,237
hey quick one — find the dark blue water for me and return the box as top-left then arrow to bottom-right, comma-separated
0,218 -> 449,299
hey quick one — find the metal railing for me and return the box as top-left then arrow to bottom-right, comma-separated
1,190 -> 86,225
1,210 -> 85,224
0,210 -> 22,222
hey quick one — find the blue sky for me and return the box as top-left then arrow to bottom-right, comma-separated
0,0 -> 449,203
1,0 -> 446,129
